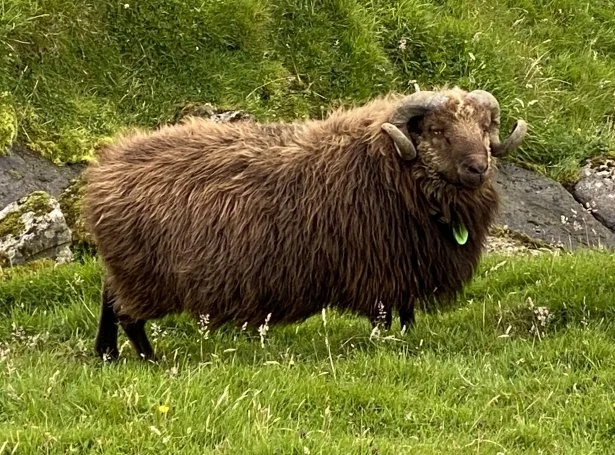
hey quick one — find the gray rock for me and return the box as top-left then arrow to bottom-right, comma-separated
208,109 -> 255,124
171,102 -> 255,125
573,158 -> 615,232
494,161 -> 615,250
0,145 -> 85,210
0,191 -> 73,266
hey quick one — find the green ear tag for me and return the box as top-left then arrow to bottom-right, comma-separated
453,224 -> 469,245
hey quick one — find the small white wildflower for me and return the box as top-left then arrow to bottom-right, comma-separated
258,313 -> 272,348
398,38 -> 407,50
11,323 -> 22,338
124,3 -> 130,8
198,314 -> 210,339
167,366 -> 179,378
528,298 -> 552,338
150,322 -> 162,339
0,344 -> 10,362
370,324 -> 381,340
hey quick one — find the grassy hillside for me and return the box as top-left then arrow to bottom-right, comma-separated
3,3 -> 615,453
1,250 -> 615,453
1,0 -> 615,182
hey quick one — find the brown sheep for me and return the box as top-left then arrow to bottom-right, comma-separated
84,87 -> 527,361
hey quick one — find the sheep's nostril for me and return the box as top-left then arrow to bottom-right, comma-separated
465,162 -> 488,176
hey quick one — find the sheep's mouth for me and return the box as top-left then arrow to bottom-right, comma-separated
434,168 -> 492,190
458,172 -> 486,188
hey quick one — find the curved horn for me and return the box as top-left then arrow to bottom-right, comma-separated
467,90 -> 528,156
381,91 -> 448,160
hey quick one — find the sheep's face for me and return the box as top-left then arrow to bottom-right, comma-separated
409,97 -> 494,188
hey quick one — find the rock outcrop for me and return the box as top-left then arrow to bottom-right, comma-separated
0,191 -> 73,266
170,102 -> 255,125
0,145 -> 84,210
573,157 -> 615,232
494,162 -> 615,250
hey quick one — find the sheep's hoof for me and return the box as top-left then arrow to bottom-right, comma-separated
95,344 -> 119,362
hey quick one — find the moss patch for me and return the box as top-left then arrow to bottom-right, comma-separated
0,191 -> 54,240
0,93 -> 18,155
20,191 -> 53,217
0,210 -> 25,239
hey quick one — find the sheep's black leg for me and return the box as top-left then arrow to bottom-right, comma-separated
94,280 -> 119,360
383,309 -> 393,331
119,318 -> 157,361
370,305 -> 393,331
399,301 -> 416,332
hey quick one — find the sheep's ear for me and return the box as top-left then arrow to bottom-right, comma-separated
381,123 -> 417,160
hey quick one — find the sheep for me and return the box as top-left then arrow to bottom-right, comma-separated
84,87 -> 527,361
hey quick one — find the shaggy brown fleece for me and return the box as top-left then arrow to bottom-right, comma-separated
85,89 -> 502,360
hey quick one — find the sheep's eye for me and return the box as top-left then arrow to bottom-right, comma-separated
432,129 -> 443,136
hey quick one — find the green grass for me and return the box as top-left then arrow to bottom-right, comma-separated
1,250 -> 615,453
2,4 -> 615,451
2,0 -> 615,181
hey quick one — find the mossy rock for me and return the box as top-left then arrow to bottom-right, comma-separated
0,190 -> 73,267
58,177 -> 96,252
168,102 -> 255,126
0,93 -> 18,156
170,102 -> 216,124
21,191 -> 54,216
585,154 -> 615,170
0,211 -> 26,239
0,191 -> 54,239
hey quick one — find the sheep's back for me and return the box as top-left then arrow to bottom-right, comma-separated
84,120 -> 353,323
